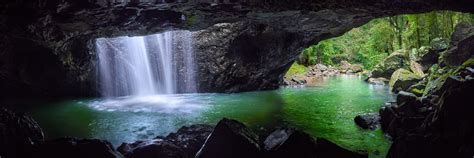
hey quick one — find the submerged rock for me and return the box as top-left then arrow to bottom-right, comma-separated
196,118 -> 261,158
354,113 -> 380,130
0,107 -> 44,158
37,138 -> 123,158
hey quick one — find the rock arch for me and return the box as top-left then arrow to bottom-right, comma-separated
0,0 -> 473,98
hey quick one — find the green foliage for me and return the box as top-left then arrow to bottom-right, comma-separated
299,11 -> 474,70
285,62 -> 307,77
186,14 -> 197,26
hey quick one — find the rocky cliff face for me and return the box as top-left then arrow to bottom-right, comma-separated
1,0 -> 474,99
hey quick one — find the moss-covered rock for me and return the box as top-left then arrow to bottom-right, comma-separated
430,38 -> 450,52
423,57 -> 474,97
389,69 -> 423,92
407,80 -> 427,97
369,50 -> 410,79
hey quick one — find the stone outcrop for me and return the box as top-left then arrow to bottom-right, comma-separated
1,0 -> 474,100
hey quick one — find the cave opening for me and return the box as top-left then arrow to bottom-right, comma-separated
1,1 -> 474,158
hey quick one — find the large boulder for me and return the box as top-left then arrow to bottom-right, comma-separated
263,128 -> 367,158
118,124 -> 214,158
354,113 -> 380,130
369,50 -> 410,79
0,107 -> 44,158
196,118 -> 261,158
263,128 -> 317,158
389,69 -> 423,92
36,138 -> 123,158
418,38 -> 449,71
441,23 -> 474,66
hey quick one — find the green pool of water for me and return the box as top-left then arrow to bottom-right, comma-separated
29,75 -> 393,157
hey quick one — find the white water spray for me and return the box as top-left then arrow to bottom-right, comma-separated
96,31 -> 196,97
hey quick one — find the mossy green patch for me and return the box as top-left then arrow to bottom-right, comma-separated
285,62 -> 307,77
411,88 -> 424,96
186,15 -> 197,26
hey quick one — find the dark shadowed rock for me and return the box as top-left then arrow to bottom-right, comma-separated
118,124 -> 213,158
354,113 -> 380,130
441,23 -> 474,66
379,102 -> 398,135
121,140 -> 182,158
37,138 -> 123,158
419,38 -> 449,71
396,91 -> 418,107
196,118 -> 260,158
387,66 -> 474,158
316,138 -> 367,158
0,107 -> 44,158
263,128 -> 317,158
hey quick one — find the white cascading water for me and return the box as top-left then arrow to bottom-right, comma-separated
95,30 -> 196,97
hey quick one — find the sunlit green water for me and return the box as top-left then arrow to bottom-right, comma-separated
29,75 -> 393,158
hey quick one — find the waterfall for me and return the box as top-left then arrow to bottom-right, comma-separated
96,31 -> 196,97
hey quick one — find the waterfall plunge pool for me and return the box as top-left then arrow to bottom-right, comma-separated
28,75 -> 394,158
